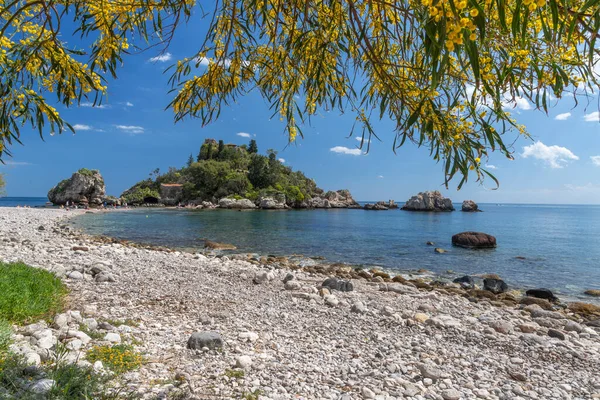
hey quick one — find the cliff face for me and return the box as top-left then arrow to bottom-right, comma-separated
48,169 -> 106,206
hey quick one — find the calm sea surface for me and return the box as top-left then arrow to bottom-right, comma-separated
0,197 -> 51,207
68,203 -> 600,302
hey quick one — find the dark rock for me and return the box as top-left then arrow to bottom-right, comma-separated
547,329 -> 565,340
38,226 -> 45,231
364,203 -> 388,210
282,273 -> 294,284
526,288 -> 558,303
452,232 -> 496,249
98,321 -> 115,331
187,331 -> 223,350
321,277 -> 353,292
461,200 -> 481,212
453,275 -> 475,289
72,246 -> 89,252
483,278 -> 508,294
401,191 -> 454,212
426,241 -> 435,246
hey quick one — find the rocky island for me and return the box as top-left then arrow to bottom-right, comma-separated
119,139 -> 359,209
401,191 -> 455,211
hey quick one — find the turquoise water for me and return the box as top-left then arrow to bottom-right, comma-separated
71,204 -> 600,301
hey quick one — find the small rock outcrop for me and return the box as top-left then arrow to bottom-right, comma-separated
452,232 -> 497,249
453,275 -> 474,289
218,198 -> 256,209
401,191 -> 454,212
461,200 -> 481,212
364,202 -> 388,210
48,169 -> 106,206
323,190 -> 361,208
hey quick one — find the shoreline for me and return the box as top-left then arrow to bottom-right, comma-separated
67,207 -> 600,306
1,208 -> 600,399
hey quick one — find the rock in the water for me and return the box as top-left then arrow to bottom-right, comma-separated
452,232 -> 497,249
584,289 -> 600,297
48,169 -> 106,206
321,277 -> 353,292
323,189 -> 360,208
526,288 -> 558,302
483,278 -> 508,294
218,198 -> 256,209
453,275 -> 474,289
187,331 -> 223,350
434,248 -> 447,254
426,241 -> 435,245
401,191 -> 454,212
363,202 -> 389,210
461,200 -> 481,212
204,240 -> 237,250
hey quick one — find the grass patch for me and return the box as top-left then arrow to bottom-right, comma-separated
224,369 -> 245,379
0,353 -> 108,399
0,319 -> 11,354
243,389 -> 263,400
86,345 -> 142,374
0,261 -> 67,324
80,326 -> 105,341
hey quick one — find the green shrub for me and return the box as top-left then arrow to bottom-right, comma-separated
77,168 -> 98,177
86,344 -> 142,374
0,262 -> 67,324
0,320 -> 11,354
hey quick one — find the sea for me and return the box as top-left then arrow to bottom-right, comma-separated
2,197 -> 599,302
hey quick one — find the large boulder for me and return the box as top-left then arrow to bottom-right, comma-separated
259,196 -> 286,209
307,197 -> 331,208
322,190 -> 360,208
48,169 -> 106,206
461,200 -> 481,212
401,191 -> 454,212
526,288 -> 558,303
218,198 -> 256,209
364,202 -> 389,210
452,232 -> 497,249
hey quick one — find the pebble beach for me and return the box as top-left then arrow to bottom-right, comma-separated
1,207 -> 600,399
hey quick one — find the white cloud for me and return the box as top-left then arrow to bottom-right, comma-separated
73,124 -> 93,131
149,52 -> 172,63
80,102 -> 110,109
278,158 -> 285,163
196,56 -> 211,66
564,183 -> 600,192
521,141 -> 579,168
236,132 -> 251,138
485,164 -> 498,170
355,136 -> 371,143
330,146 -> 363,156
378,175 -> 384,179
125,102 -> 134,107
591,156 -> 600,166
554,112 -> 571,121
115,125 -> 144,134
501,95 -> 532,111
584,111 -> 600,122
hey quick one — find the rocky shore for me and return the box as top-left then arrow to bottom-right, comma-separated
1,208 -> 600,399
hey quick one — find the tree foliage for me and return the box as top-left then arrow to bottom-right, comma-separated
122,139 -> 322,204
3,1 -> 600,187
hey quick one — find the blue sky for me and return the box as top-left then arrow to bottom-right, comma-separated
2,18 -> 600,204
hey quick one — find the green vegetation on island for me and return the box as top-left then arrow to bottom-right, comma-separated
121,139 -> 323,206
